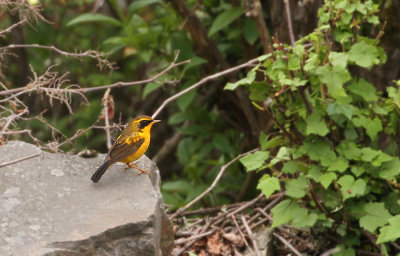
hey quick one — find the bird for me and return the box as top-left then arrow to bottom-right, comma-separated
91,115 -> 161,183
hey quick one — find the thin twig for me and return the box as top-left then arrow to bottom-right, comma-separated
0,52 -> 189,97
151,57 -> 262,118
0,44 -> 113,69
171,148 -> 259,218
0,153 -> 40,168
0,19 -> 27,36
241,215 -> 262,256
174,230 -> 215,245
232,215 -> 254,255
273,233 -> 302,256
283,0 -> 296,47
102,88 -> 112,149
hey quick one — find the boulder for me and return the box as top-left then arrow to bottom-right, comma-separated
0,141 -> 173,256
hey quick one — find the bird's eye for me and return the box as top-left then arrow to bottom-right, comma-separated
139,120 -> 152,129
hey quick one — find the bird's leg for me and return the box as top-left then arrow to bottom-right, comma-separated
124,162 -> 150,176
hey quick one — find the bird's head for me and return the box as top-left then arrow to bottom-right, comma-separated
130,115 -> 161,133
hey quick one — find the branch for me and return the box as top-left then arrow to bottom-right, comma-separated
0,153 -> 40,168
152,57 -> 261,119
246,0 -> 273,53
0,19 -> 27,36
0,44 -> 113,69
102,88 -> 112,149
273,233 -> 302,256
170,148 -> 259,218
241,215 -> 262,256
283,0 -> 296,46
0,54 -> 190,97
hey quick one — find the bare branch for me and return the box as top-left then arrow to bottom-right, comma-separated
152,57 -> 261,119
0,19 -> 27,36
273,233 -> 302,256
0,44 -> 113,70
170,148 -> 259,219
102,88 -> 112,149
241,215 -> 262,256
0,153 -> 40,168
283,0 -> 296,47
0,53 -> 189,97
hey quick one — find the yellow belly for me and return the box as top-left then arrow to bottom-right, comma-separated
121,138 -> 150,164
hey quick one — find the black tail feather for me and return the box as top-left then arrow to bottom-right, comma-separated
91,161 -> 110,183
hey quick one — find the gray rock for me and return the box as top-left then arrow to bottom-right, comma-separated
0,141 -> 173,256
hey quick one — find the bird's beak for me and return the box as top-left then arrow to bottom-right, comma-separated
153,120 -> 161,124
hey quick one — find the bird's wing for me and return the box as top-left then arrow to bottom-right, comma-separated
107,137 -> 145,163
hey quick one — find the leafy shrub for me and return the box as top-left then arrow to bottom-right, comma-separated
231,0 -> 400,253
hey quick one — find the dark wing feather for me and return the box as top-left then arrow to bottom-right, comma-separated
107,138 -> 144,163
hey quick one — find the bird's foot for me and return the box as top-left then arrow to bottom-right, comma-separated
124,162 -> 151,176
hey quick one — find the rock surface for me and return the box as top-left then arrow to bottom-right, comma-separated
0,141 -> 173,256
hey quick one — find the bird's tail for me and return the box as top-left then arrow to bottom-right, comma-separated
91,161 -> 110,183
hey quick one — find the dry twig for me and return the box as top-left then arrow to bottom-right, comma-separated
241,215 -> 262,256
151,57 -> 262,118
0,152 -> 40,168
171,148 -> 259,218
273,233 -> 302,256
283,0 -> 296,47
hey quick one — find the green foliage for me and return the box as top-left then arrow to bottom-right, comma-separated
230,0 -> 400,251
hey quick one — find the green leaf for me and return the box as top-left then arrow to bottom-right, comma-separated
353,116 -> 382,140
337,175 -> 367,200
329,52 -> 348,68
326,102 -> 356,120
243,18 -> 258,45
271,200 -> 298,228
348,42 -> 380,68
377,215 -> 400,244
380,159 -> 400,179
308,165 -> 323,181
282,161 -> 304,174
249,82 -> 270,101
347,79 -> 378,102
318,172 -> 337,189
270,147 -> 291,165
67,13 -> 122,27
291,208 -> 318,228
327,157 -> 349,172
316,64 -> 350,99
129,0 -> 160,12
162,180 -> 193,193
337,140 -> 361,160
387,86 -> 400,108
360,202 -> 392,233
239,151 -> 269,172
212,133 -> 231,153
262,135 -> 284,150
285,176 -> 308,198
385,193 -> 400,215
142,82 -> 161,99
333,245 -> 356,256
305,113 -> 329,136
257,174 -> 281,198
288,55 -> 301,70
208,7 -> 243,36
224,66 -> 257,90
